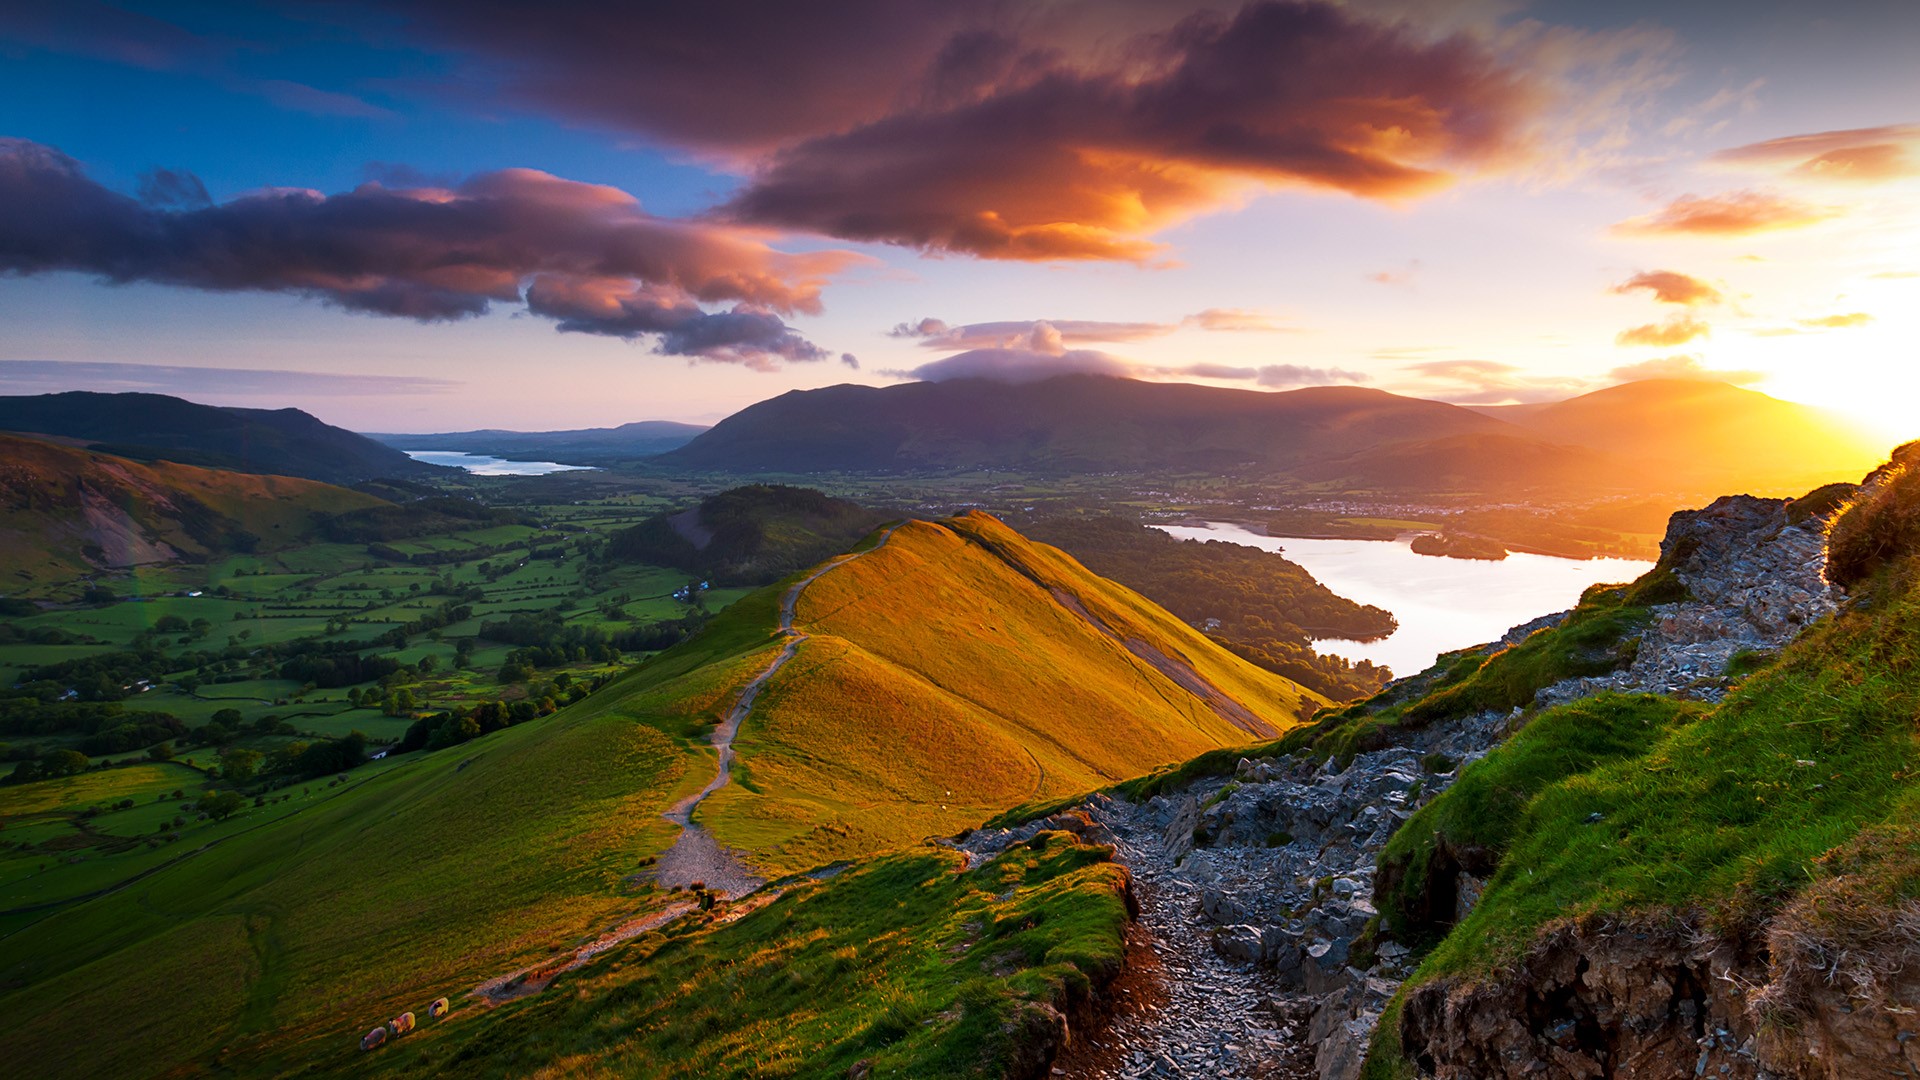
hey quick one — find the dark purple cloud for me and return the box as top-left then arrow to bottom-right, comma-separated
377,0 -> 973,153
0,138 -> 865,366
721,2 -> 1539,260
890,309 -> 1292,348
899,347 -> 1131,384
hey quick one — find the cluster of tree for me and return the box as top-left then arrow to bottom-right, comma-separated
1024,515 -> 1398,700
321,497 -> 527,543
279,649 -> 404,689
0,623 -> 102,646
480,609 -> 621,678
612,613 -> 707,653
4,747 -> 91,786
79,714 -> 189,756
605,484 -> 888,585
396,676 -> 599,753
264,732 -> 368,779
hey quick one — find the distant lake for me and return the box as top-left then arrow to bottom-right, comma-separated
403,450 -> 595,476
1156,522 -> 1655,678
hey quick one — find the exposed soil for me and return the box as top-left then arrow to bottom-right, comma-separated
652,522 -> 904,898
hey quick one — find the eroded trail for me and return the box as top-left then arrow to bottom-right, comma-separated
1054,800 -> 1312,1080
652,523 -> 904,897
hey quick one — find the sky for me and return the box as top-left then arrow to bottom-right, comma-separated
0,1 -> 1915,441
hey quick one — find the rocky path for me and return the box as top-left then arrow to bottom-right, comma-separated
653,523 -> 904,897
1056,803 -> 1312,1080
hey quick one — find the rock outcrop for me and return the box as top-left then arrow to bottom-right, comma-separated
1540,494 -> 1837,706
977,492 -> 1851,1079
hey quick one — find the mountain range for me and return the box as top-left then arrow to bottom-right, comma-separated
0,392 -> 442,485
366,420 -> 708,463
657,375 -> 1881,495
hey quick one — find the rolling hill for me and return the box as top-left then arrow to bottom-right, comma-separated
604,483 -> 891,585
1471,378 -> 1883,494
0,510 -> 1313,1076
0,391 -> 445,485
656,374 -> 1880,496
657,375 -> 1517,475
0,433 -> 391,588
368,419 -> 708,463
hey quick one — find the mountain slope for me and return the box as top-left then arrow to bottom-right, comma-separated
658,375 -> 1522,475
0,391 -> 444,484
368,419 -> 708,462
0,433 -> 390,587
700,512 -> 1319,871
0,511 -> 1313,1076
1473,378 -> 1882,493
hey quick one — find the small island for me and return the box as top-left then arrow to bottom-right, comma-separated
1409,531 -> 1510,561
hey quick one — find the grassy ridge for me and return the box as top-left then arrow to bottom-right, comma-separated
707,514 -> 1319,872
360,832 -> 1131,1079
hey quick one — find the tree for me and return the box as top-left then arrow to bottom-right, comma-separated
218,748 -> 261,783
200,789 -> 245,822
212,708 -> 244,727
42,749 -> 89,778
148,741 -> 175,762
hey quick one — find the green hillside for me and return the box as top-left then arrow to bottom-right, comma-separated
605,483 -> 889,585
0,433 -> 391,588
0,510 -> 1310,1077
0,391 -> 444,485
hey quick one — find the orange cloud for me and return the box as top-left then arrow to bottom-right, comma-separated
1712,123 -> 1920,183
723,3 -> 1544,260
1182,308 -> 1291,332
1801,312 -> 1874,329
1616,316 -> 1710,347
1613,190 -> 1836,237
1608,354 -> 1760,385
1611,270 -> 1721,306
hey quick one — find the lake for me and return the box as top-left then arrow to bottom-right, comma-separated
1156,522 -> 1655,678
403,450 -> 596,476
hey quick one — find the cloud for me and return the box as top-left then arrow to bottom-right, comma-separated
885,317 -> 1360,387
1253,364 -> 1370,387
1607,354 -> 1760,385
1366,260 -> 1422,287
1749,312 -> 1876,338
1612,189 -> 1837,236
1399,358 -> 1588,404
379,0 -> 973,154
889,309 -> 1292,349
0,360 -> 457,397
253,79 -> 397,121
1616,316 -> 1710,347
1800,312 -> 1873,329
719,2 -> 1546,260
0,139 -> 868,367
1711,123 -> 1920,183
897,347 -> 1132,384
1611,270 -> 1720,306
135,167 -> 211,209
1182,308 -> 1289,332
890,317 -> 1176,349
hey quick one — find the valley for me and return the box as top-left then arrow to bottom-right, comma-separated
0,384 -> 1903,1080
